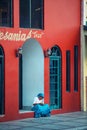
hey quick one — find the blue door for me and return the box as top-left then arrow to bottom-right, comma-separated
49,46 -> 62,109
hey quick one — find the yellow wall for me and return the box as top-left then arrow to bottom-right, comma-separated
81,27 -> 87,111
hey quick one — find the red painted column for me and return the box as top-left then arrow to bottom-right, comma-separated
13,0 -> 19,28
44,57 -> 50,105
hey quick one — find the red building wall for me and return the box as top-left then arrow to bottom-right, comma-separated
0,0 -> 81,121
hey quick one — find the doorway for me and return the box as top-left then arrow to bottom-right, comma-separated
49,46 -> 62,110
19,39 -> 44,111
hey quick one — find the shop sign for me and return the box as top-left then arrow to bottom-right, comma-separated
0,30 -> 44,41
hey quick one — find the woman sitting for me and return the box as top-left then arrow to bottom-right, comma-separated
32,93 -> 51,118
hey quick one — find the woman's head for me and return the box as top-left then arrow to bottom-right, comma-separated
37,93 -> 44,100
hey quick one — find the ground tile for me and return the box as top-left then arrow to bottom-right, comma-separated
34,123 -> 73,130
0,125 -> 21,130
65,126 -> 87,130
6,121 -> 41,127
55,121 -> 86,127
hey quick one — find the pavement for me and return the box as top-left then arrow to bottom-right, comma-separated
0,111 -> 87,130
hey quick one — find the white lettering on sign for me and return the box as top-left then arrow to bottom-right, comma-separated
0,30 -> 44,41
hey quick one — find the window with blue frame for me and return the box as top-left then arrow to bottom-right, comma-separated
49,46 -> 62,110
74,45 -> 78,91
0,0 -> 12,27
66,50 -> 70,92
0,46 -> 5,115
20,0 -> 44,29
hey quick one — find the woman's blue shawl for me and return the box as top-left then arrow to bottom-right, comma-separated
32,104 -> 50,118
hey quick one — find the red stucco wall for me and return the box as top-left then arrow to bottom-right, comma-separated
0,0 -> 81,121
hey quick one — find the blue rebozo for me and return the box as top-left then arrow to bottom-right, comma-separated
32,104 -> 51,118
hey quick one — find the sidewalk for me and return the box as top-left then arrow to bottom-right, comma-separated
0,111 -> 87,130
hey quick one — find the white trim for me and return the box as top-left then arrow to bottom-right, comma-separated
19,110 -> 33,113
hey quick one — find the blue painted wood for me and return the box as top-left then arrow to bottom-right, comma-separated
49,46 -> 62,110
0,46 -> 4,114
